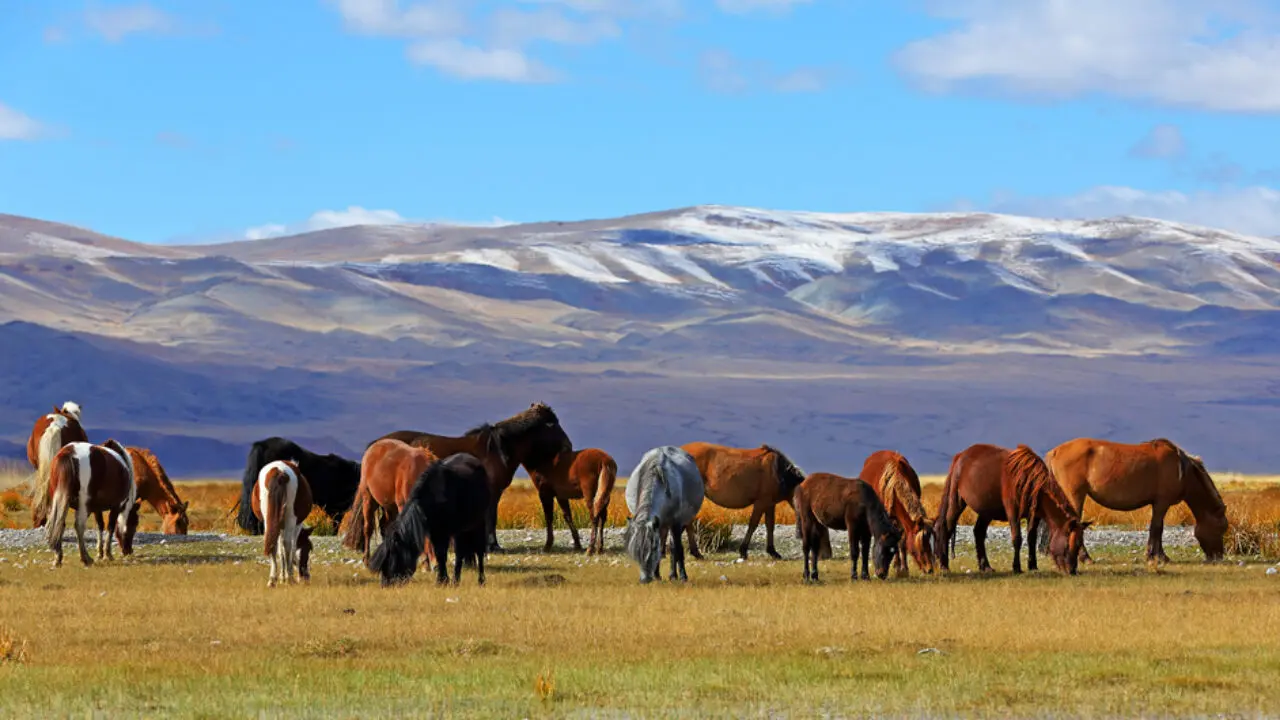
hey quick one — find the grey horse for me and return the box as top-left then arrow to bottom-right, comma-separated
624,446 -> 705,584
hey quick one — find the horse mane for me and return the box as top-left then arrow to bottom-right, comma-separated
761,445 -> 805,492
465,403 -> 562,467
880,456 -> 930,526
131,448 -> 182,504
1005,445 -> 1080,527
857,480 -> 901,540
1173,443 -> 1227,515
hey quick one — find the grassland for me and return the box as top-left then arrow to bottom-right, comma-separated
1,463 -> 1280,717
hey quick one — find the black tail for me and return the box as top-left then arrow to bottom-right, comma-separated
369,500 -> 429,586
237,443 -> 267,534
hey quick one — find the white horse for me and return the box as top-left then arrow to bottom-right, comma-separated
624,446 -> 705,584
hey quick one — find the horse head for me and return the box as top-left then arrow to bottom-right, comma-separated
1049,519 -> 1092,575
117,498 -> 144,556
59,401 -> 82,423
910,519 -> 938,575
165,500 -> 191,535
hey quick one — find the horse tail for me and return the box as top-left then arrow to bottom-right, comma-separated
339,483 -> 369,552
369,495 -> 429,585
263,470 -> 290,557
935,452 -> 964,560
31,421 -> 65,527
593,458 -> 616,520
44,450 -> 75,550
237,442 -> 268,534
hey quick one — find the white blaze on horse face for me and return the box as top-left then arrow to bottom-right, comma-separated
61,402 -> 82,422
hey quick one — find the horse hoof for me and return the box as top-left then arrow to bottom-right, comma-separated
767,549 -> 782,560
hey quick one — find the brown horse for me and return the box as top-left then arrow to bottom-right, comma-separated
527,448 -> 618,554
370,402 -> 572,552
677,442 -> 808,560
126,447 -> 190,535
1044,438 -> 1227,563
340,438 -> 439,565
251,460 -> 314,587
27,402 -> 88,528
861,450 -> 936,576
794,472 -> 902,582
40,439 -> 141,568
934,444 -> 1089,575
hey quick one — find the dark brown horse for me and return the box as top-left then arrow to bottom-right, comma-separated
127,447 -> 190,534
340,438 -> 440,565
27,402 -> 88,528
934,444 -> 1089,575
794,472 -> 901,582
861,450 -> 935,576
527,448 -> 618,554
677,442 -> 808,560
39,439 -> 141,568
370,402 -> 572,552
1044,438 -> 1227,563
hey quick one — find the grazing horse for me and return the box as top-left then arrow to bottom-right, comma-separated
369,453 -> 491,587
794,472 -> 901,582
861,450 -> 936,576
250,460 -> 314,587
934,444 -> 1089,575
40,439 -> 140,568
370,402 -> 572,552
127,447 -> 190,534
676,442 -> 807,560
1044,438 -> 1228,563
27,402 -> 89,528
527,448 -> 618,554
340,438 -> 440,565
624,446 -> 705,584
235,437 -> 361,534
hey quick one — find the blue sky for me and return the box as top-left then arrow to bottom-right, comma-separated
2,0 -> 1279,243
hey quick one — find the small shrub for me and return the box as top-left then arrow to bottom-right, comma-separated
305,507 -> 337,536
0,627 -> 29,665
692,517 -> 734,556
1225,506 -> 1280,559
534,668 -> 556,702
0,489 -> 26,513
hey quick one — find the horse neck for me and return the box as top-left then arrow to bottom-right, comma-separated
1181,463 -> 1227,522
1033,486 -> 1077,531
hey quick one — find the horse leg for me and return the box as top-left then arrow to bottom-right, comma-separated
487,501 -> 502,554
1148,501 -> 1172,564
685,523 -> 704,560
105,509 -> 120,561
1070,488 -> 1095,564
539,490 -> 557,552
739,504 -> 764,560
897,531 -> 910,578
1027,516 -> 1039,572
94,511 -> 107,560
801,524 -> 812,582
433,536 -> 450,585
764,504 -> 782,560
859,527 -> 871,581
937,498 -> 966,572
556,495 -> 583,552
75,506 -> 93,567
671,524 -> 688,582
1004,498 -> 1024,574
453,545 -> 463,585
974,516 -> 992,573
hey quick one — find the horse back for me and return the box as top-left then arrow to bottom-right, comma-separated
83,445 -> 134,511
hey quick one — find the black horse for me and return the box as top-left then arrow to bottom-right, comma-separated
369,453 -> 491,587
235,437 -> 362,534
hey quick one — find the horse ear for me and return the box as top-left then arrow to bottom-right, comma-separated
182,500 -> 190,511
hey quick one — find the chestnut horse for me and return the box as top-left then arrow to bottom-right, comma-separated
340,438 -> 440,565
676,442 -> 807,560
370,402 -> 572,552
794,472 -> 902,582
935,444 -> 1089,575
1044,438 -> 1227,563
40,439 -> 141,568
251,460 -> 314,587
528,448 -> 618,554
27,402 -> 88,528
861,450 -> 936,576
127,447 -> 190,534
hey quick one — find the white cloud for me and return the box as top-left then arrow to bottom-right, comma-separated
699,49 -> 830,94
895,0 -> 1280,112
489,7 -> 620,48
408,39 -> 557,82
0,102 -> 44,141
980,185 -> 1280,237
715,0 -> 811,14
1129,124 -> 1186,160
330,0 -> 467,38
244,206 -> 514,240
83,2 -> 179,42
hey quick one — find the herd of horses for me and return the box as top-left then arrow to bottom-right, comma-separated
21,400 -> 1231,586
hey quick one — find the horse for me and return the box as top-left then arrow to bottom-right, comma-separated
127,447 -> 190,534
250,460 -> 314,587
794,472 -> 902,582
27,402 -> 89,528
1043,438 -> 1228,563
368,453 -> 491,587
339,438 -> 440,565
861,450 -> 936,576
675,442 -> 807,560
623,446 -> 705,584
527,448 -> 618,554
934,444 -> 1090,575
39,439 -> 141,568
369,402 -> 572,552
235,437 -> 361,534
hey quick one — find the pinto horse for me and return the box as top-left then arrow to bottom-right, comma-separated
340,438 -> 440,565
527,448 -> 618,554
861,450 -> 935,576
795,472 -> 901,582
370,402 -> 572,552
624,446 -> 704,584
1044,438 -> 1227,563
235,437 -> 361,534
934,444 -> 1089,575
251,460 -> 314,587
40,439 -> 141,568
676,442 -> 807,560
127,447 -> 190,534
369,453 -> 491,587
27,402 -> 88,528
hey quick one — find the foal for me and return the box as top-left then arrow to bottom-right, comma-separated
527,447 -> 618,554
794,472 -> 902,582
251,460 -> 314,587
